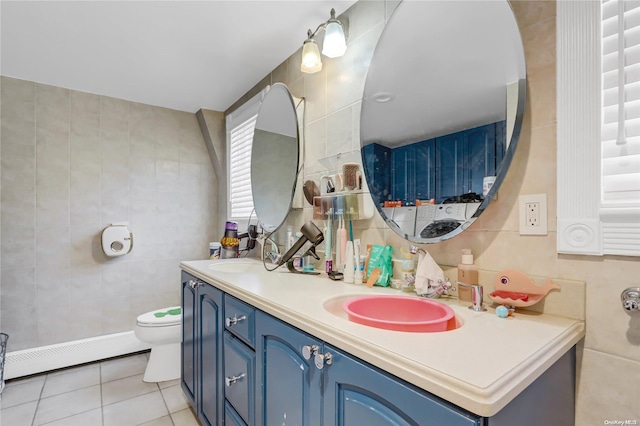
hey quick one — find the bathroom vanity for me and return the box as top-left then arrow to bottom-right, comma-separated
180,259 -> 584,426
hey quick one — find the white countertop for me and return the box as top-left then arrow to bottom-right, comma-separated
181,258 -> 584,417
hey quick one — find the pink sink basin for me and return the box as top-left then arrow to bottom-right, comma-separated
343,295 -> 456,332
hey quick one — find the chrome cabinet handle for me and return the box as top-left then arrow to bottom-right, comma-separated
225,315 -> 247,327
302,345 -> 319,360
225,373 -> 246,387
314,352 -> 333,370
188,280 -> 200,289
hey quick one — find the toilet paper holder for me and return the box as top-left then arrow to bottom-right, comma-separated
101,223 -> 133,257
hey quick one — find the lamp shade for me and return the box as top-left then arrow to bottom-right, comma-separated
301,38 -> 322,73
322,20 -> 347,58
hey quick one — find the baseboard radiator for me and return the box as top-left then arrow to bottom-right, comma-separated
4,331 -> 151,380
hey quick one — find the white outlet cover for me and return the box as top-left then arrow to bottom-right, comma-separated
519,194 -> 548,235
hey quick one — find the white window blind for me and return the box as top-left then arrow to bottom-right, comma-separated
601,0 -> 640,205
557,0 -> 640,256
228,115 -> 257,219
225,87 -> 269,222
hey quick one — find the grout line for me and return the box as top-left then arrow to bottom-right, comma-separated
99,361 -> 104,426
30,372 -> 47,426
157,384 -> 175,426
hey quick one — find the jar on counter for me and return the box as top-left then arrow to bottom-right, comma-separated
209,242 -> 221,260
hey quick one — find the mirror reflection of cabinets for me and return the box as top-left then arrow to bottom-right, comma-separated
360,0 -> 526,243
251,83 -> 300,233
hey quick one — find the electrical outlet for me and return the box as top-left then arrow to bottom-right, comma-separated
519,194 -> 547,235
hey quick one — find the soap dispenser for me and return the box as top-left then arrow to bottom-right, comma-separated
457,249 -> 478,302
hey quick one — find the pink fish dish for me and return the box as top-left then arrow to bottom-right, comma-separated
488,269 -> 560,309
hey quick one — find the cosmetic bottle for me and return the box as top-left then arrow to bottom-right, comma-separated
457,249 -> 478,302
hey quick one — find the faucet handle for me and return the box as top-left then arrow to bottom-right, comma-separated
456,281 -> 485,312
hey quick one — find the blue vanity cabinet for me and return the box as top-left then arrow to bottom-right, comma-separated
322,344 -> 481,426
181,272 -> 197,406
180,272 -> 224,426
255,311 -> 323,426
255,311 -> 481,426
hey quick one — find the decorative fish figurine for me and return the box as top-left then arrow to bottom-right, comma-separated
489,269 -> 560,307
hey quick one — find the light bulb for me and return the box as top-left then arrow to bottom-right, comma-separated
322,20 -> 347,58
301,38 -> 322,73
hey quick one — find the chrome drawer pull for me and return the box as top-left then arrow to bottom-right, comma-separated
302,345 -> 319,360
225,373 -> 246,387
225,315 -> 247,327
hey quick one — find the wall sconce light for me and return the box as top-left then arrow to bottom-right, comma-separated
301,8 -> 347,74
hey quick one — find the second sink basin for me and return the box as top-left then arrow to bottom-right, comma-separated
342,295 -> 456,332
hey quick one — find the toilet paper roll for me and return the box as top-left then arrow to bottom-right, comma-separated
101,224 -> 133,257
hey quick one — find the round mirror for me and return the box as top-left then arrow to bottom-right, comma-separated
251,83 -> 300,232
361,0 -> 526,243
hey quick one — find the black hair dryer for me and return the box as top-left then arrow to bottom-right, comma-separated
277,221 -> 324,275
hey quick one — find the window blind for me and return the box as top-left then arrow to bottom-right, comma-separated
228,115 -> 257,219
601,0 -> 640,205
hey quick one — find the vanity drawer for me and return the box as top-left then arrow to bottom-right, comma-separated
224,332 -> 255,426
224,295 -> 255,348
225,400 -> 248,426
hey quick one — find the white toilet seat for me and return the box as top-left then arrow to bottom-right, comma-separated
136,306 -> 181,327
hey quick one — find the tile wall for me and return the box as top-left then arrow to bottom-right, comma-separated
226,0 -> 639,423
0,76 -> 218,350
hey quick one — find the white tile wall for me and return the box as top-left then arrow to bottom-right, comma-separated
0,76 -> 219,350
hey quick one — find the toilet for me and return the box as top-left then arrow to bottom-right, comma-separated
134,306 -> 182,383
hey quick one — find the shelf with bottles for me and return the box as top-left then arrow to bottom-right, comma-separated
317,150 -> 361,174
313,191 -> 374,221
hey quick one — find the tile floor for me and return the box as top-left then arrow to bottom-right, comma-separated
0,352 -> 199,426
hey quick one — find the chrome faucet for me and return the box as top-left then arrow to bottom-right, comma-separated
409,245 -> 452,298
421,278 -> 453,298
258,233 -> 281,264
456,281 -> 485,312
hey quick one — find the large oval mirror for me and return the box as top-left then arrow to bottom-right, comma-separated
361,0 -> 526,243
251,83 -> 300,232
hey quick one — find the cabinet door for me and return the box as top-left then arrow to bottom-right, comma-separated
255,312 -> 322,426
198,284 -> 224,426
322,345 -> 481,426
180,272 -> 197,406
224,331 -> 255,425
435,131 -> 466,202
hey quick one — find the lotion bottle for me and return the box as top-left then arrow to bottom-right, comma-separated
457,249 -> 478,302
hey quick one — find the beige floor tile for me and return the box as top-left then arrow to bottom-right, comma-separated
171,408 -> 199,426
101,374 -> 158,406
157,378 -> 180,390
33,385 -> 101,425
39,408 -> 102,426
41,364 -> 100,398
0,401 -> 38,426
0,377 -> 45,409
102,391 -> 168,426
160,384 -> 189,413
139,415 -> 174,426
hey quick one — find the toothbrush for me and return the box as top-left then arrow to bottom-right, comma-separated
325,208 -> 333,261
354,239 -> 363,284
338,214 -> 347,267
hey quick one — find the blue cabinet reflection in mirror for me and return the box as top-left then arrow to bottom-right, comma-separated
363,121 -> 505,206
360,0 -> 526,243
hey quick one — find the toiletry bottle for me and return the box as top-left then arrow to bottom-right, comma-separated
285,226 -> 293,252
457,249 -> 478,302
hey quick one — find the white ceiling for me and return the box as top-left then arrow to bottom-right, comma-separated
1,1 -> 357,113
